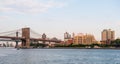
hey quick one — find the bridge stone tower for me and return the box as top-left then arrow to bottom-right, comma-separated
22,28 -> 30,48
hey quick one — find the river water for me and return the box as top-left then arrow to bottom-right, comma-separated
0,48 -> 120,64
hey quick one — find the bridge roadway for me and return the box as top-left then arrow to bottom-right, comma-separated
0,36 -> 61,43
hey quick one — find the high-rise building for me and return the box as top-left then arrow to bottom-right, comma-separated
101,29 -> 115,44
64,32 -> 71,40
74,33 -> 96,45
64,32 -> 73,45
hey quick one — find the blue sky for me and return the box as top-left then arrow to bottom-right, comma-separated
0,0 -> 120,40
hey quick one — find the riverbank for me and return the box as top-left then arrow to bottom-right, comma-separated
29,47 -> 120,50
1,47 -> 120,50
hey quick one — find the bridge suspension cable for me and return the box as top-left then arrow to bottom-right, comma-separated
0,29 -> 21,34
30,29 -> 42,38
0,28 -> 22,37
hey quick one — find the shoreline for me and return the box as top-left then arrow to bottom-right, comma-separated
1,47 -> 120,50
29,47 -> 120,50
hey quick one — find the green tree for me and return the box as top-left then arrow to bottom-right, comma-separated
111,39 -> 120,47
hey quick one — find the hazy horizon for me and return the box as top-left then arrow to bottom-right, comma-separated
0,0 -> 120,41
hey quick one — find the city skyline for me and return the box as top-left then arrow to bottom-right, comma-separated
0,0 -> 120,40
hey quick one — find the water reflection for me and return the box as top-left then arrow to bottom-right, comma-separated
0,48 -> 120,64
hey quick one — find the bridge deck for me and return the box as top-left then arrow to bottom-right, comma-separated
0,36 -> 61,43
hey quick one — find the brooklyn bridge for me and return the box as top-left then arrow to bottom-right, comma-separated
0,27 -> 62,48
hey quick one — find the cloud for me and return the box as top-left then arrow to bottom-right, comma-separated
0,16 -> 9,19
0,0 -> 66,14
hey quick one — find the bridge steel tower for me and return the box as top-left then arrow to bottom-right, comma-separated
15,31 -> 19,48
22,28 -> 30,48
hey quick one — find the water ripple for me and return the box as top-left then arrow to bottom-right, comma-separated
0,48 -> 120,64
